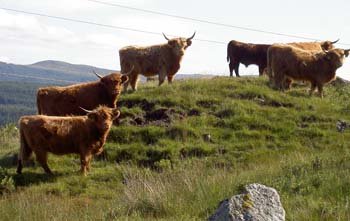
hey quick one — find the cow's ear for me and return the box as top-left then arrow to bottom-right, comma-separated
121,75 -> 129,83
87,112 -> 98,121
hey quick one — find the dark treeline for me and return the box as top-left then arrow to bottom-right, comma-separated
0,81 -> 61,126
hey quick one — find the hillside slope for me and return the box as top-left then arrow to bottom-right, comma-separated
0,77 -> 350,220
0,60 -> 114,84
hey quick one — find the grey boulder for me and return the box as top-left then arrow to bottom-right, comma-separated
209,183 -> 285,221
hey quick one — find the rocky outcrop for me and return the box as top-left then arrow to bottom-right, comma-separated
209,183 -> 285,221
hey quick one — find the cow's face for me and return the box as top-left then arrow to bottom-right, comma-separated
163,32 -> 195,57
101,73 -> 129,96
168,38 -> 191,56
325,49 -> 349,68
321,41 -> 335,51
87,106 -> 120,131
321,39 -> 339,51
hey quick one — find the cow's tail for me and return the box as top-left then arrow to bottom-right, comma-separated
17,123 -> 32,174
227,42 -> 231,62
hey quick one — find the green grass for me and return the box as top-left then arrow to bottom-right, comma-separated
1,76 -> 350,220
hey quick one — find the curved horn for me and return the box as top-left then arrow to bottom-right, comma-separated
124,65 -> 134,75
92,70 -> 103,79
162,33 -> 170,41
187,31 -> 196,40
331,39 -> 340,44
79,107 -> 93,113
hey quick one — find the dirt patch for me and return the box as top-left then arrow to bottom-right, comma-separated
118,98 -> 155,111
145,108 -> 186,125
188,108 -> 201,116
254,97 -> 294,108
196,99 -> 220,108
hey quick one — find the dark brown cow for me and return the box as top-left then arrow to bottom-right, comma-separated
227,39 -> 339,77
267,44 -> 349,97
37,72 -> 129,116
17,106 -> 120,175
227,40 -> 270,77
119,32 -> 195,91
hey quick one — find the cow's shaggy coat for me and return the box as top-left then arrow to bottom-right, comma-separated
37,73 -> 128,116
119,32 -> 195,91
17,106 -> 120,175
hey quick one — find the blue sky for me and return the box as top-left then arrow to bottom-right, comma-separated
0,0 -> 349,79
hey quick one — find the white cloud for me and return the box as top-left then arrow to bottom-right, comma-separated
0,56 -> 10,63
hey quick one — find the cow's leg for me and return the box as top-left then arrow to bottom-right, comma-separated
80,153 -> 92,176
86,154 -> 93,172
130,74 -> 139,91
309,82 -> 317,96
16,160 -> 23,174
35,151 -> 52,175
229,60 -> 239,77
167,75 -> 174,84
284,78 -> 292,90
258,66 -> 265,76
229,61 -> 234,77
273,73 -> 284,90
317,83 -> 324,98
158,71 -> 167,86
234,64 -> 240,77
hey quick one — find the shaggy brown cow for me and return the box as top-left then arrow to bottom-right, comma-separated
37,72 -> 129,116
288,39 -> 338,51
227,39 -> 339,77
119,32 -> 195,91
267,44 -> 349,97
16,105 -> 120,175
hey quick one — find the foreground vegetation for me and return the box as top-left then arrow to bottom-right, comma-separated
1,76 -> 350,220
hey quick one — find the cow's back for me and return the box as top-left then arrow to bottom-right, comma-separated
119,44 -> 171,76
288,42 -> 323,51
19,115 -> 88,154
228,40 -> 270,66
37,82 -> 106,116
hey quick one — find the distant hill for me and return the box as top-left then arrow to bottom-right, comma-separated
0,60 -> 115,84
0,60 -> 214,84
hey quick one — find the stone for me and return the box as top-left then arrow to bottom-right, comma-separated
209,183 -> 285,221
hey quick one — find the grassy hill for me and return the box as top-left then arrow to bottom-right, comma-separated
0,76 -> 350,220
